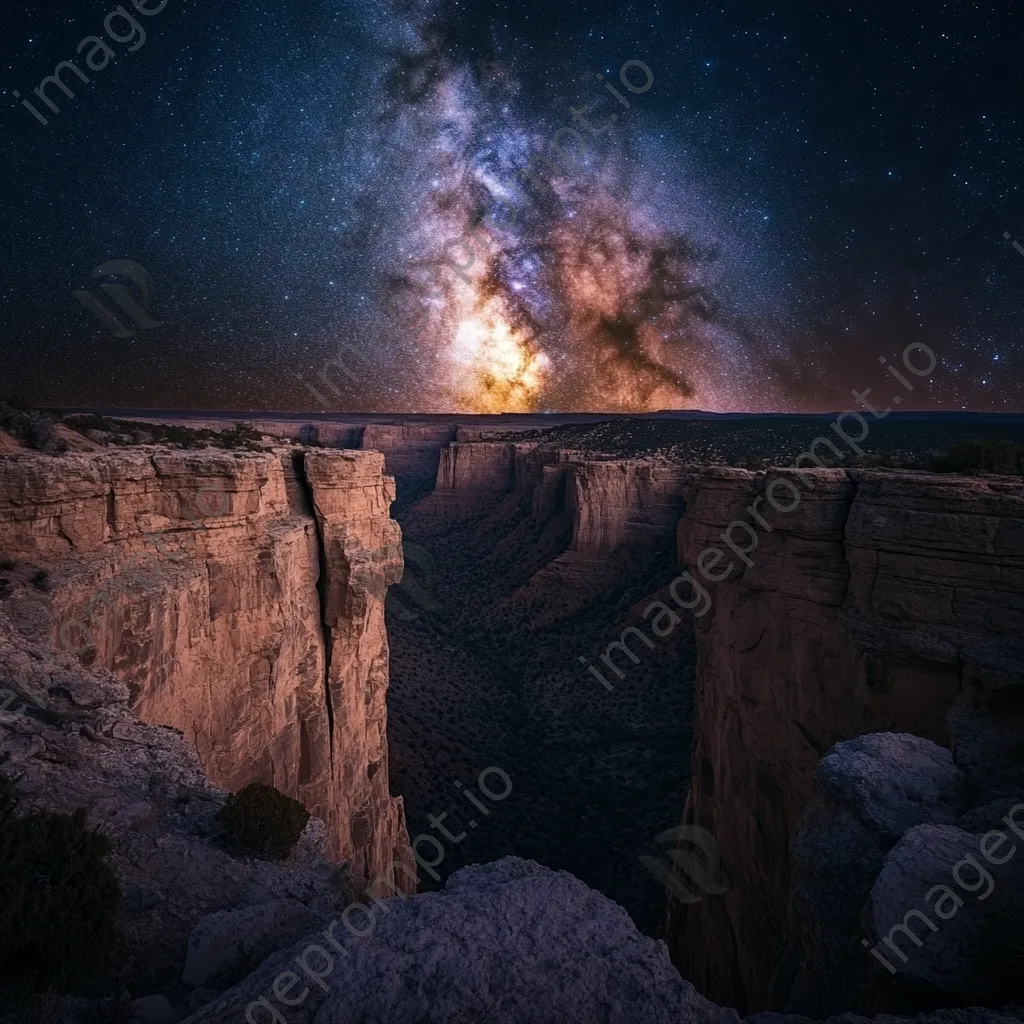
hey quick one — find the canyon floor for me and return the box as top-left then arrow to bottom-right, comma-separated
2,407 -> 1023,1022
385,477 -> 696,934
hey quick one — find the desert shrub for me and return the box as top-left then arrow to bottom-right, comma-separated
29,571 -> 49,592
0,776 -> 121,982
62,415 -> 225,450
22,415 -> 64,455
928,437 -> 1024,476
0,405 -> 65,455
61,413 -> 115,433
0,580 -> 11,600
215,422 -> 263,450
217,782 -> 310,859
0,560 -> 15,571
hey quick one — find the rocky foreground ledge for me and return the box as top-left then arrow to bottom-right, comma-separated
4,625 -> 1017,1024
181,854 -> 1022,1024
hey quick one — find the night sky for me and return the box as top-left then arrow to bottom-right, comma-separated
1,0 -> 1022,413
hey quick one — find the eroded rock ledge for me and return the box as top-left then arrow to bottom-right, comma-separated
0,447 -> 412,888
669,468 -> 1024,1013
180,853 -> 1023,1024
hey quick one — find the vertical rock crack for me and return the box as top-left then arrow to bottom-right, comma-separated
293,451 -> 335,770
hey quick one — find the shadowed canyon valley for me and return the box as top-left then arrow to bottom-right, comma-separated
1,411 -> 1023,1023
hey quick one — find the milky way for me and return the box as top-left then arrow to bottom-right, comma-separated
358,0 -> 789,413
1,0 -> 1021,413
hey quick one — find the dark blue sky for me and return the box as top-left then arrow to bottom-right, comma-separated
1,0 -> 1022,412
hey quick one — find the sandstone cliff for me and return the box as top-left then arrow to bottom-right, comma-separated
568,460 -> 690,554
667,467 -> 1024,1012
436,441 -> 519,492
0,447 -> 412,890
361,424 -> 458,480
0,612 -> 365,1005
431,441 -> 690,555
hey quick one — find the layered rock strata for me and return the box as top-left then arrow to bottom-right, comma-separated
436,441 -> 520,493
361,424 -> 458,480
568,460 -> 691,554
433,442 -> 690,554
0,447 -> 412,889
667,467 -> 1024,1012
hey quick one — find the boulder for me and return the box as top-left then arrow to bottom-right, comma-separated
773,734 -> 963,1016
815,733 -> 962,838
182,899 -> 325,989
868,822 -> 1024,1004
181,857 -> 739,1024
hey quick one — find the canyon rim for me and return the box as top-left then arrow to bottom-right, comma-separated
1,410 -> 1023,1022
3,1 -> 1024,1019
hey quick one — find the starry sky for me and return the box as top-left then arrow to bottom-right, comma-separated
1,0 -> 1022,413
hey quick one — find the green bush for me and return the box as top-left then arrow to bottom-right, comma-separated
0,776 -> 121,982
217,782 -> 310,859
928,437 -> 1024,476
0,404 -> 66,455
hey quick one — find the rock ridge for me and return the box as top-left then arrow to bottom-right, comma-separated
0,446 -> 413,888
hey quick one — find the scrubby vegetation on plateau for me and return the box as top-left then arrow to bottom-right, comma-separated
217,782 -> 310,860
0,773 -> 121,984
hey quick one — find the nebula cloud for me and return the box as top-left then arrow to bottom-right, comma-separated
362,0 -> 787,413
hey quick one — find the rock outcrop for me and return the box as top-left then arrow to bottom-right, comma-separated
436,441 -> 520,493
431,442 -> 690,555
0,615 -> 362,1005
176,856 -> 1023,1024
569,460 -> 690,554
361,424 -> 458,480
668,467 -> 1024,1013
0,447 -> 412,890
182,858 -> 740,1024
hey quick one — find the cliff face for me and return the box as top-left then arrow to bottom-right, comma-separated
361,424 -> 458,480
436,441 -> 520,493
432,443 -> 689,555
0,447 -> 412,891
569,460 -> 690,554
668,467 -> 1024,1012
0,610 -> 368,1001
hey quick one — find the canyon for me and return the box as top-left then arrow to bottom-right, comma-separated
0,447 -> 413,891
380,429 -> 1024,1014
1,413 -> 1022,1021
